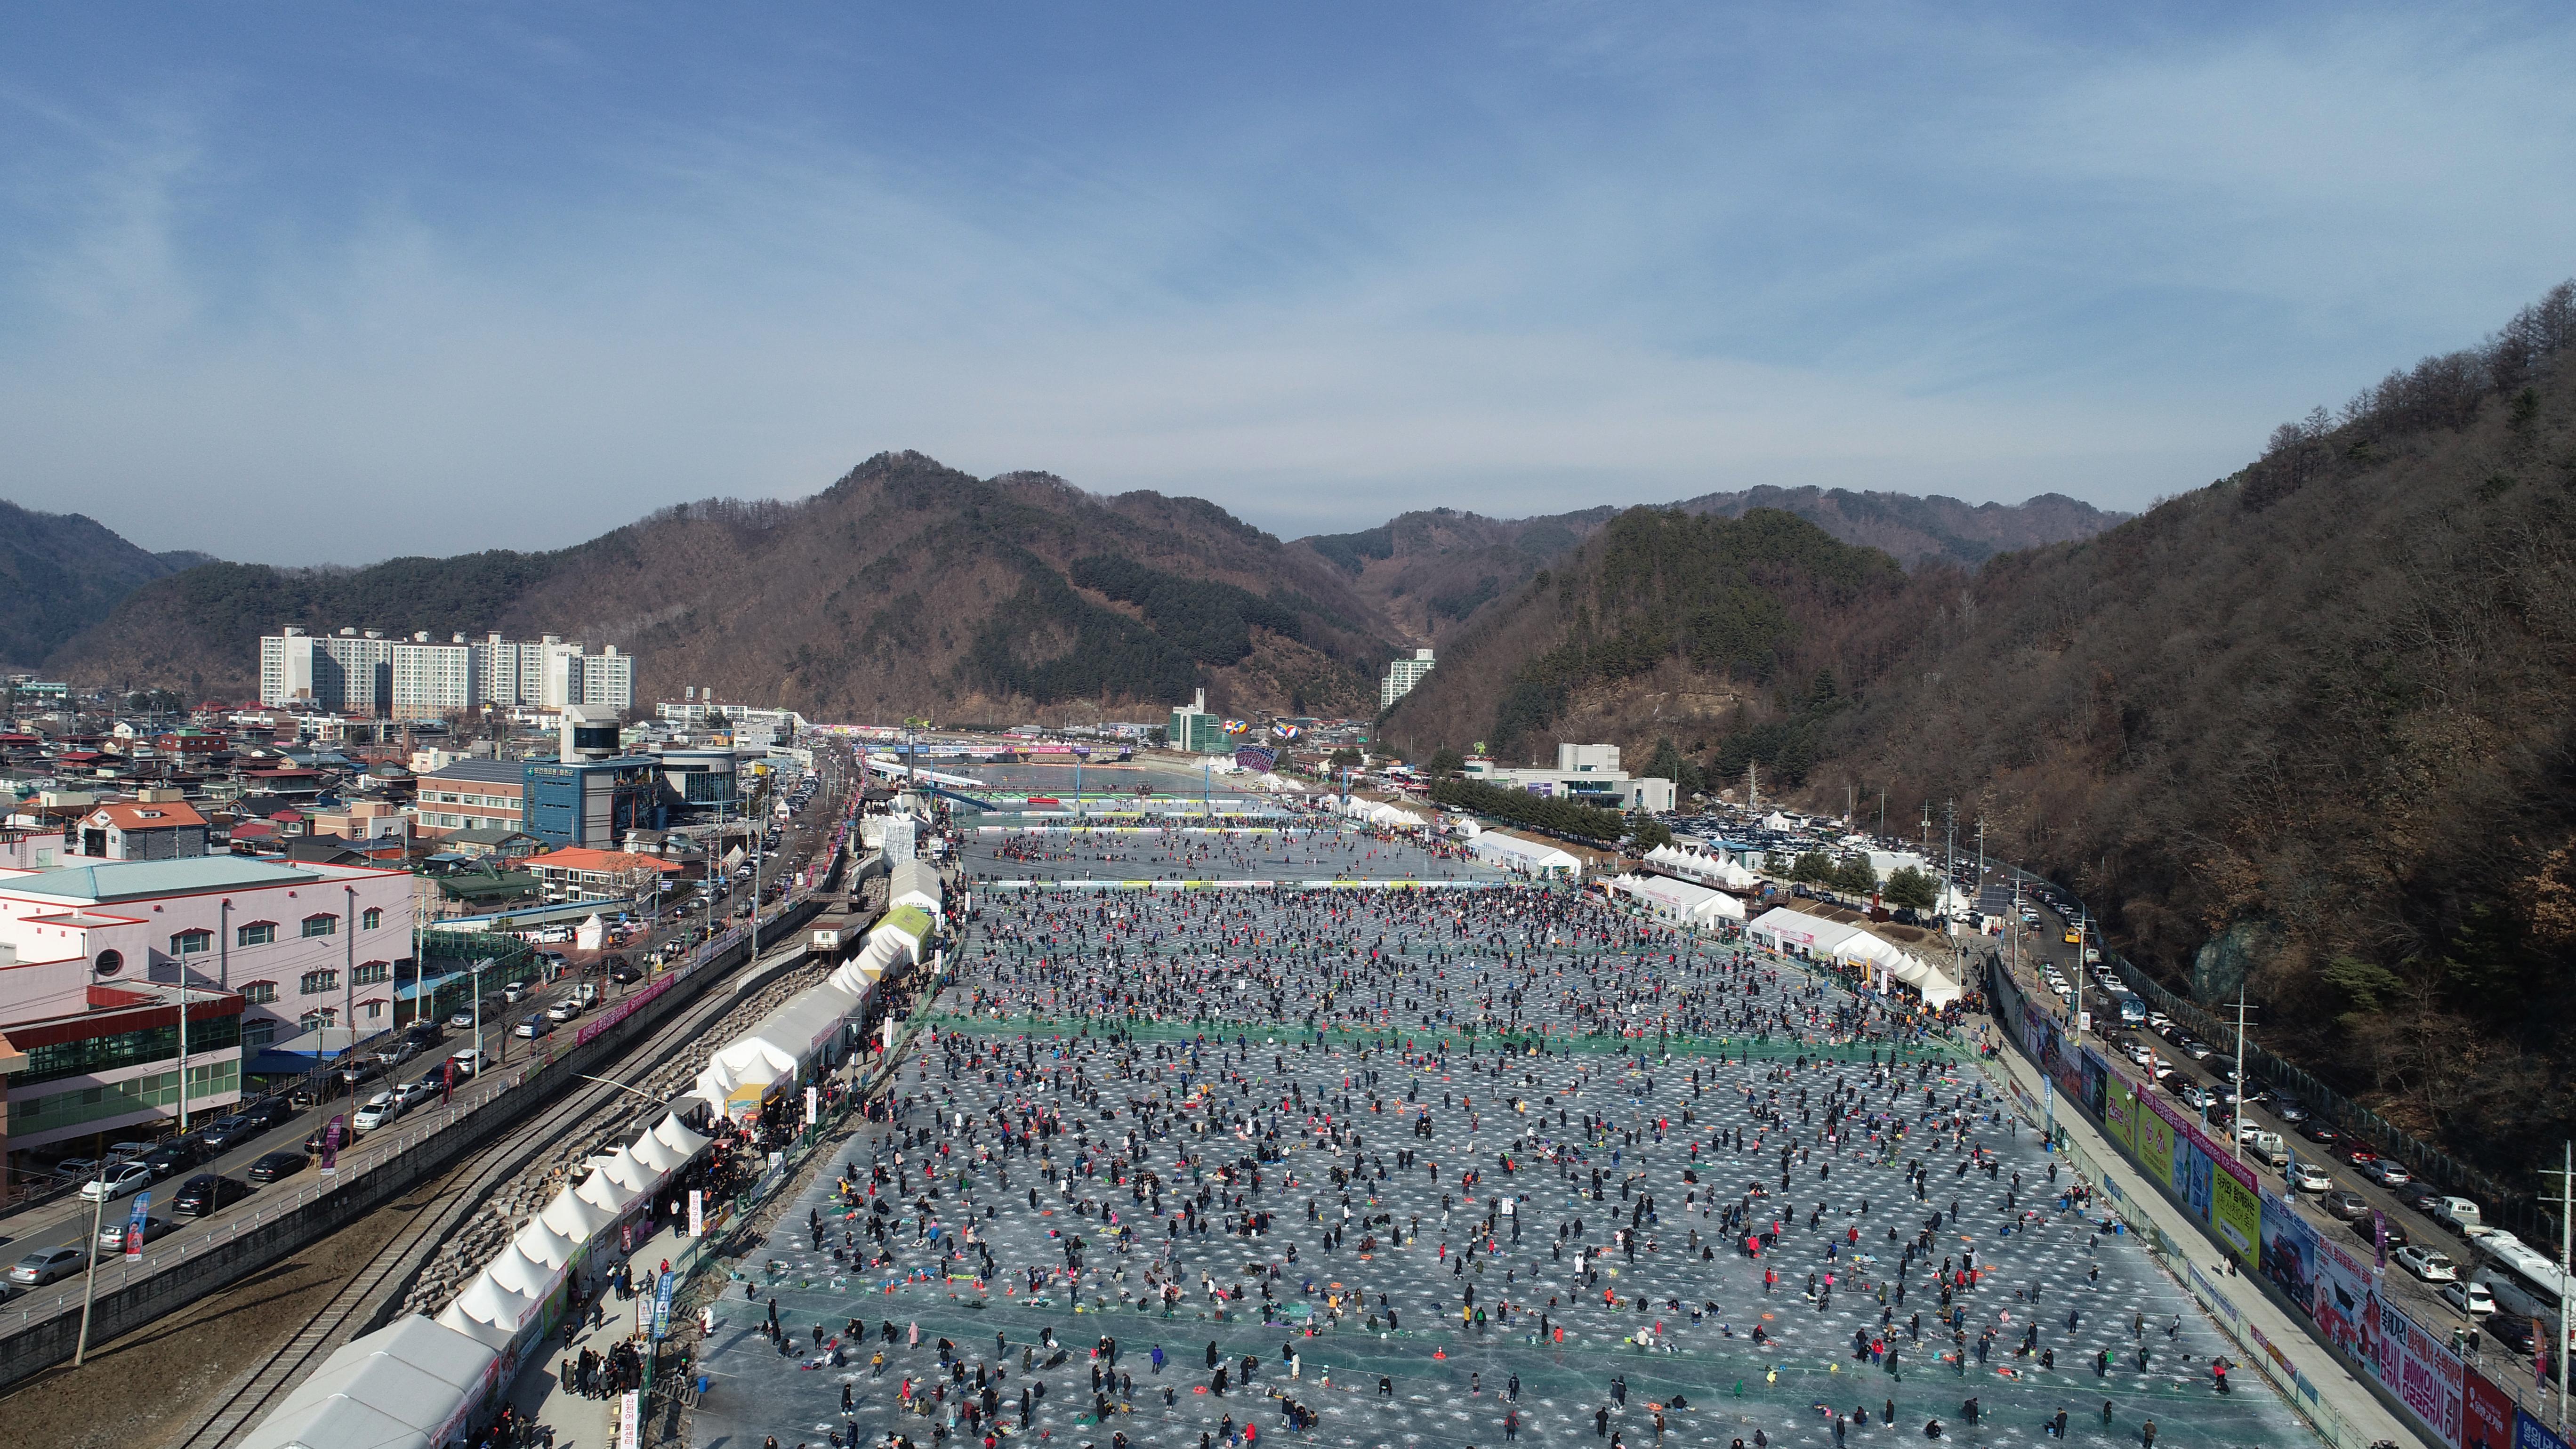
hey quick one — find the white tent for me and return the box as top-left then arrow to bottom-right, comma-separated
1746,906 -> 1869,958
539,1185 -> 619,1246
512,1216 -> 580,1273
1762,811 -> 1797,831
1747,906 -> 1962,1006
888,860 -> 944,921
575,914 -> 606,952
480,1242 -> 556,1302
449,1270 -> 542,1335
574,1165 -> 641,1217
1644,845 -> 1763,891
1607,874 -> 1746,927
1470,831 -> 1583,877
651,1112 -> 711,1161
626,1130 -> 685,1179
432,1300 -> 520,1353
237,1314 -> 496,1449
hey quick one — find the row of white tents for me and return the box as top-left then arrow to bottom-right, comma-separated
1330,795 -> 1428,829
1642,843 -> 1764,891
1745,905 -> 1962,1007
243,875 -> 945,1449
1603,872 -> 1749,927
1469,830 -> 1584,878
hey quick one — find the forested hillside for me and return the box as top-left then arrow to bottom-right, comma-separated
1672,485 -> 2125,568
1815,282 -> 2576,1176
0,502 -> 212,668
1378,507 -> 1932,763
48,453 -> 1401,721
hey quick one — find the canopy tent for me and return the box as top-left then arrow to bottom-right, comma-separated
1762,811 -> 1797,831
1746,906 -> 1961,1006
1469,831 -> 1583,878
432,1300 -> 520,1353
574,1165 -> 642,1217
1607,873 -> 1746,927
652,1112 -> 710,1160
448,1271 -> 542,1336
480,1242 -> 555,1302
237,1315 -> 497,1449
590,1145 -> 654,1198
512,1216 -> 580,1273
626,1129 -> 685,1178
1643,844 -> 1763,891
539,1186 -> 618,1245
887,860 -> 944,921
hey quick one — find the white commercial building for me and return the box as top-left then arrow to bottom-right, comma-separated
1463,743 -> 1678,813
1380,648 -> 1436,709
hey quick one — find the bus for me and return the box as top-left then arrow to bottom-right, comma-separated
2473,1232 -> 2576,1359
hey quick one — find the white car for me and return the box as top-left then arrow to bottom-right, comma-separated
78,1161 -> 153,1202
2393,1246 -> 2459,1283
2290,1161 -> 2334,1193
352,1091 -> 404,1134
2444,1279 -> 2497,1316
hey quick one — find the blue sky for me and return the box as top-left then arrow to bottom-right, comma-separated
3,3 -> 2570,563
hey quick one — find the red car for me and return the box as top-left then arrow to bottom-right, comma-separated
2345,1144 -> 2381,1167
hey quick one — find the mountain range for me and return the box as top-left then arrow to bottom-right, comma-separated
21,470 -> 2120,716
0,501 -> 213,670
12,277 -> 2576,1195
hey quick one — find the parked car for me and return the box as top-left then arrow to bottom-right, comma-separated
140,1142 -> 201,1180
500,981 -> 533,1004
2365,1159 -> 2414,1189
397,1076 -> 440,1108
246,1150 -> 309,1185
448,1047 -> 488,1077
2353,1215 -> 2410,1249
515,1014 -> 551,1040
195,1114 -> 260,1152
9,1245 -> 90,1285
2290,1161 -> 2335,1193
171,1173 -> 253,1216
2321,1190 -> 2371,1221
78,1161 -> 154,1202
352,1091 -> 405,1133
2394,1246 -> 2459,1283
239,1097 -> 298,1130
2344,1143 -> 2381,1167
2444,1279 -> 2497,1316
2270,1095 -> 2311,1125
97,1212 -> 175,1253
447,1010 -> 477,1030
2300,1122 -> 2340,1146
608,959 -> 643,985
546,998 -> 583,1023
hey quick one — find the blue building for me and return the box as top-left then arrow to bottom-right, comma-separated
523,757 -> 662,846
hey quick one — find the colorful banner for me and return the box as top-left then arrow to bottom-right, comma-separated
2262,1189 -> 2318,1316
2517,1408 -> 2571,1449
2464,1367 -> 2517,1449
2377,1302 -> 2464,1445
2310,1237 -> 2382,1363
2136,1089 -> 2180,1186
2175,1127 -> 2214,1219
2209,1154 -> 2262,1269
125,1191 -> 152,1261
2102,1071 -> 2140,1155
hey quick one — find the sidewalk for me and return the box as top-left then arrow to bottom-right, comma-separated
1982,1041 -> 2427,1449
497,1217 -> 696,1449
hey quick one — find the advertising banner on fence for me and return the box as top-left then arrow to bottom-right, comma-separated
2310,1237 -> 2383,1363
2517,1408 -> 2570,1449
2261,1190 -> 2317,1330
2376,1301 -> 2464,1445
2102,1070 -> 2140,1155
2464,1366 -> 2517,1449
2210,1152 -> 2262,1268
2175,1124 -> 2214,1219
2136,1088 -> 2180,1187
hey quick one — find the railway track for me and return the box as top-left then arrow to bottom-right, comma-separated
162,886 -> 856,1449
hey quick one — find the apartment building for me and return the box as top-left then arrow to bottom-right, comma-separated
412,760 -> 526,837
1380,648 -> 1436,709
260,628 -> 634,717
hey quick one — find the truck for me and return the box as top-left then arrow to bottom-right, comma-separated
2246,1130 -> 2290,1169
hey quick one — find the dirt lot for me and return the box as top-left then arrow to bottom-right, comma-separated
0,1160 -> 466,1449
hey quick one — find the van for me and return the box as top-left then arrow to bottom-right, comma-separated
2118,998 -> 2147,1027
2433,1197 -> 2489,1237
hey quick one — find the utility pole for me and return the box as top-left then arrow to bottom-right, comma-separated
2230,992 -> 2256,1167
1746,762 -> 1758,815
